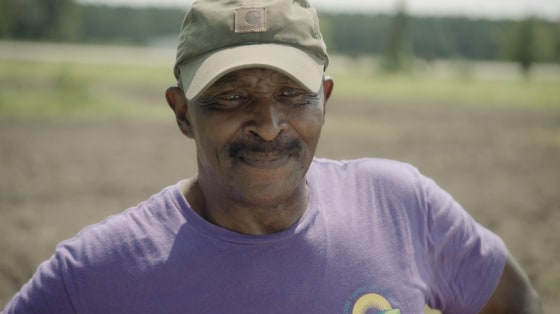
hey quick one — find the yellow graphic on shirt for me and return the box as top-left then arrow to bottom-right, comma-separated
352,293 -> 401,314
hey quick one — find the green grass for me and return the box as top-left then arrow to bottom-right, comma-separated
1,51 -> 559,119
0,59 -> 173,119
329,66 -> 560,110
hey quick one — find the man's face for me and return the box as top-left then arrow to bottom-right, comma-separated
183,68 -> 330,206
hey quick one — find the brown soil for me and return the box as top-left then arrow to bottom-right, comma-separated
1,98 -> 559,311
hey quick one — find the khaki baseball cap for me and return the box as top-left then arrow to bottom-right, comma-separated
174,0 -> 329,100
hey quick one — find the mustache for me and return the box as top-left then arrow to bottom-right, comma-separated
228,137 -> 302,159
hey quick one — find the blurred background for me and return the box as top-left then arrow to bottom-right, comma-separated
1,0 -> 559,312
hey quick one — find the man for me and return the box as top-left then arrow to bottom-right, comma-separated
3,0 -> 541,313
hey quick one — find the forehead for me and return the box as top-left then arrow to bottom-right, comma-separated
211,67 -> 303,88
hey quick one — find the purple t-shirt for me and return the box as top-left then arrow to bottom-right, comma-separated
3,158 -> 507,313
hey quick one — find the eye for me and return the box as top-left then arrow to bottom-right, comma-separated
276,86 -> 319,108
215,92 -> 249,108
218,94 -> 244,101
198,90 -> 249,110
278,87 -> 304,98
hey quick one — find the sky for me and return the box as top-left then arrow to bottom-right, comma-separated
79,0 -> 560,20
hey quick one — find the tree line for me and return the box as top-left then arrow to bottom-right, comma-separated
1,0 -> 559,66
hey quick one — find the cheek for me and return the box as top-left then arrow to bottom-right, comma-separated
192,115 -> 240,157
292,109 -> 324,145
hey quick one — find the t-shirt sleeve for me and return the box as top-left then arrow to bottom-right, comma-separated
415,172 -> 508,314
2,250 -> 76,314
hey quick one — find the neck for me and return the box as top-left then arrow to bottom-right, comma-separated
182,177 -> 309,235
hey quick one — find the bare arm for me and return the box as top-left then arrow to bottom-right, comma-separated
479,254 -> 542,314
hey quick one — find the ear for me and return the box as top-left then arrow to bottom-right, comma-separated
322,76 -> 334,103
321,76 -> 334,117
165,86 -> 194,138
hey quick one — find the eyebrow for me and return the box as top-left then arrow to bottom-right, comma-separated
213,72 -> 239,85
213,70 -> 298,87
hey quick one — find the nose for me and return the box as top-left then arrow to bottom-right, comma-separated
246,100 -> 287,141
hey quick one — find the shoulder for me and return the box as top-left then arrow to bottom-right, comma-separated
56,182 -> 186,267
309,157 -> 423,190
311,157 -> 418,174
308,157 -> 431,221
3,183 -> 188,312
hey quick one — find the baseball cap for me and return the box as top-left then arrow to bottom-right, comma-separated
173,0 -> 329,100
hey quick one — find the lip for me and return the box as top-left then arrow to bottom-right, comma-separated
238,152 -> 291,169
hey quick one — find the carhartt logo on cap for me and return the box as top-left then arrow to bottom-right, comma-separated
234,7 -> 266,33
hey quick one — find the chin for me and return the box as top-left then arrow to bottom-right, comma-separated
233,171 -> 305,204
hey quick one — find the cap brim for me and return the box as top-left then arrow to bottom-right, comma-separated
179,44 -> 325,100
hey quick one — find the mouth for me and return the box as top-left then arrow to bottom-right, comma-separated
238,152 -> 291,169
228,137 -> 302,169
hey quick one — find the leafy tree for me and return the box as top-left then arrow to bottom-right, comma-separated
0,0 -> 79,41
47,0 -> 80,40
0,1 -> 7,36
382,1 -> 413,72
319,13 -> 389,57
552,21 -> 560,64
510,17 -> 537,79
79,5 -> 184,44
3,0 -> 557,66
